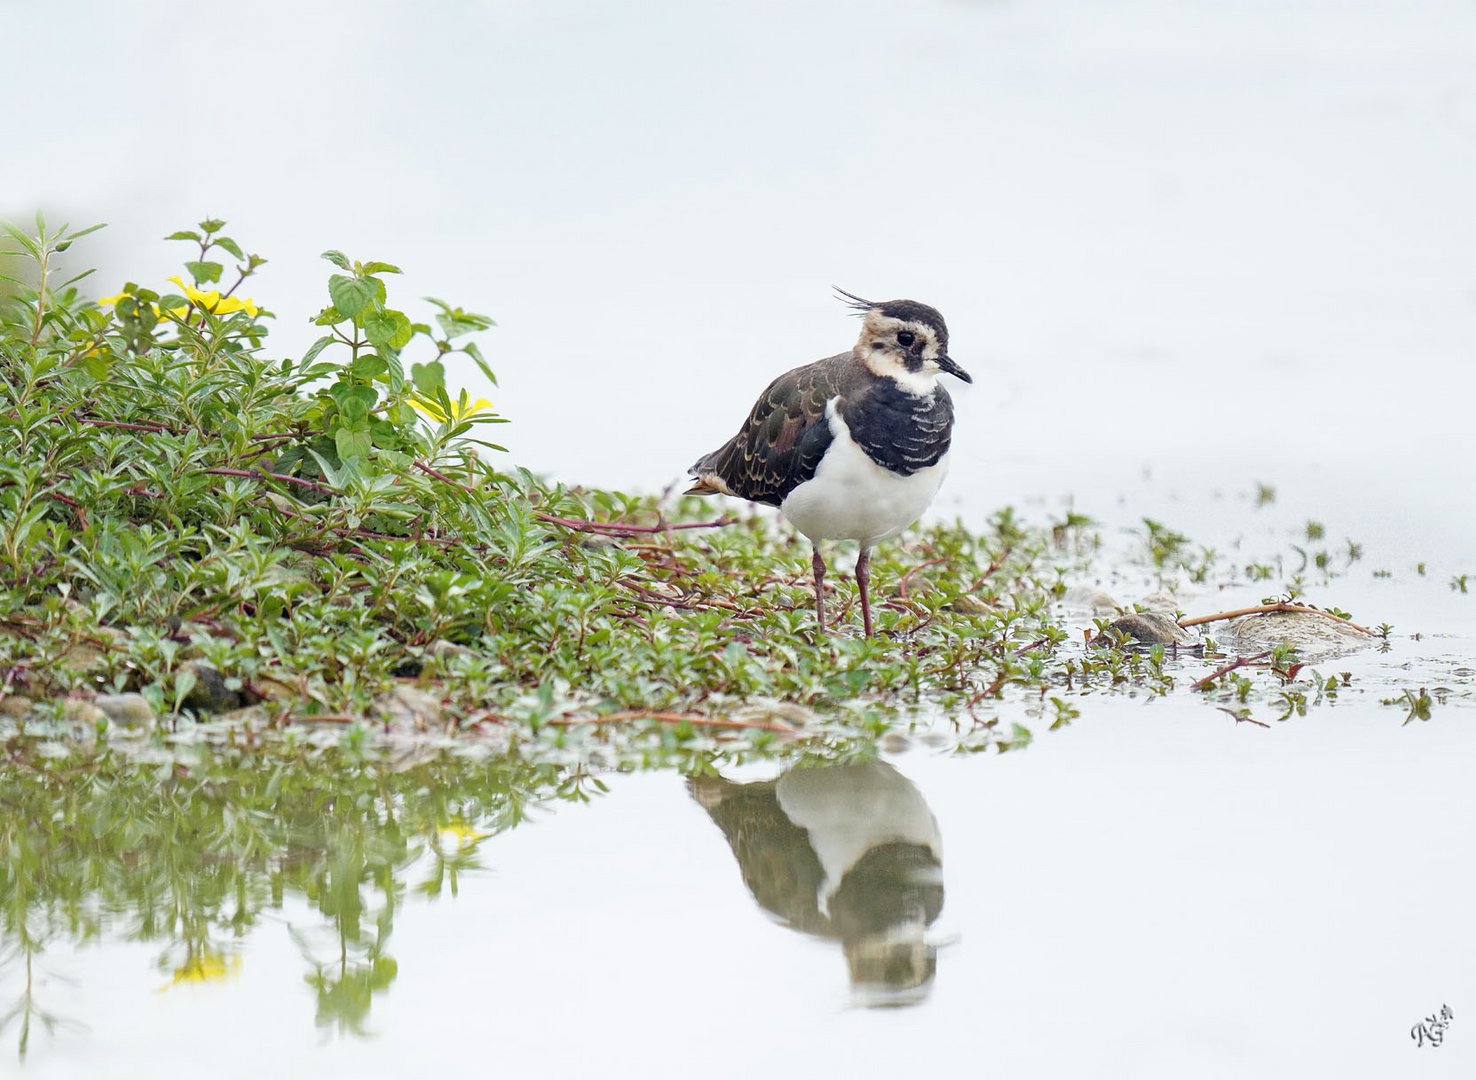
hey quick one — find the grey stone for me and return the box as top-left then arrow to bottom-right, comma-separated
92,693 -> 157,728
375,685 -> 445,730
60,698 -> 108,725
1222,611 -> 1373,658
1095,612 -> 1200,648
426,639 -> 475,660
1061,586 -> 1120,615
182,662 -> 246,713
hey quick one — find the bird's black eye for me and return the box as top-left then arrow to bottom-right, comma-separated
896,330 -> 915,347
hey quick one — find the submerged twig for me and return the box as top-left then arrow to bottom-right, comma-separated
1178,603 -> 1373,636
547,709 -> 795,734
1193,650 -> 1274,691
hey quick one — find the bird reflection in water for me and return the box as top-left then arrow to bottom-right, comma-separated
689,760 -> 944,1007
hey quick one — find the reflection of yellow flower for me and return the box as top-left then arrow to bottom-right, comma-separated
96,277 -> 260,318
411,394 -> 494,423
163,951 -> 242,988
438,818 -> 490,848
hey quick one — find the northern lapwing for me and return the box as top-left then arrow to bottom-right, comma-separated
689,760 -> 945,1005
687,291 -> 971,636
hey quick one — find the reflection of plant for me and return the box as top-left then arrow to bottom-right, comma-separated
0,735 -> 888,1054
0,744 -> 582,1052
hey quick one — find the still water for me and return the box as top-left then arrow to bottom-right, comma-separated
6,627 -> 1474,1079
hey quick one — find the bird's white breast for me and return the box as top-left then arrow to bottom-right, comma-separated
780,401 -> 949,545
775,761 -> 942,916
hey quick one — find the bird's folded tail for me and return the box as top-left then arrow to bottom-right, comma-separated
685,472 -> 733,497
686,452 -> 735,497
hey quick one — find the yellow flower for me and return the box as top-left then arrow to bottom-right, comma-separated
410,393 -> 494,423
164,951 -> 242,988
438,818 -> 491,848
166,275 -> 260,316
96,278 -> 260,318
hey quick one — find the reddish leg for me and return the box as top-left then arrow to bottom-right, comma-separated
856,546 -> 873,638
811,545 -> 828,634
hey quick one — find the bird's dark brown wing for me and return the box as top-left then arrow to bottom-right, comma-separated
688,352 -> 855,507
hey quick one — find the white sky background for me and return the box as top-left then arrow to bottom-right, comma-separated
6,0 -> 1475,536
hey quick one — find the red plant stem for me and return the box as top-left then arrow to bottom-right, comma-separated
75,417 -> 177,434
413,459 -> 483,494
1192,650 -> 1274,691
535,513 -> 734,536
896,557 -> 948,599
204,467 -> 338,495
546,710 -> 795,734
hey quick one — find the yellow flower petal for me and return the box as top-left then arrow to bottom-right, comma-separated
409,395 -> 449,422
166,951 -> 242,987
410,394 -> 495,423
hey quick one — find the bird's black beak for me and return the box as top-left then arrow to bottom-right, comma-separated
937,354 -> 972,384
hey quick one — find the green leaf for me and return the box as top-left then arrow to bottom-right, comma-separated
410,360 -> 446,396
350,354 -> 390,381
370,418 -> 401,448
301,335 -> 336,365
428,297 -> 495,339
1,222 -> 40,256
329,274 -> 375,318
361,261 -> 402,275
63,222 -> 106,242
338,396 -> 370,425
215,236 -> 245,260
321,249 -> 352,270
312,305 -> 348,326
185,260 -> 223,285
165,230 -> 201,242
462,341 -> 497,386
199,218 -> 226,234
335,426 -> 372,459
363,309 -> 412,350
330,382 -> 378,416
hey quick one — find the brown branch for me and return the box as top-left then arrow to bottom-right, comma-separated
75,416 -> 178,434
614,578 -> 751,613
44,488 -> 89,529
896,557 -> 948,599
204,467 -> 339,496
962,545 -> 1013,594
535,513 -> 735,537
414,459 -> 482,494
1217,706 -> 1269,728
546,709 -> 796,734
1192,651 -> 1273,691
259,497 -> 461,547
1178,603 -> 1373,636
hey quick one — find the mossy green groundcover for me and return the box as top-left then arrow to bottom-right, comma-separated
3,217 -> 1402,758
0,218 -> 1111,752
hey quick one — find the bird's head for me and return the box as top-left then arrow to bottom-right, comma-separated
836,288 -> 972,391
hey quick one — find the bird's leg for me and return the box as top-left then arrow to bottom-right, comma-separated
811,544 -> 827,634
856,546 -> 873,638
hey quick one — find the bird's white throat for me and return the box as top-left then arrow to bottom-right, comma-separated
860,349 -> 943,397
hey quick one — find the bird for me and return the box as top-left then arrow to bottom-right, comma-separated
687,290 -> 971,637
688,760 -> 945,1005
